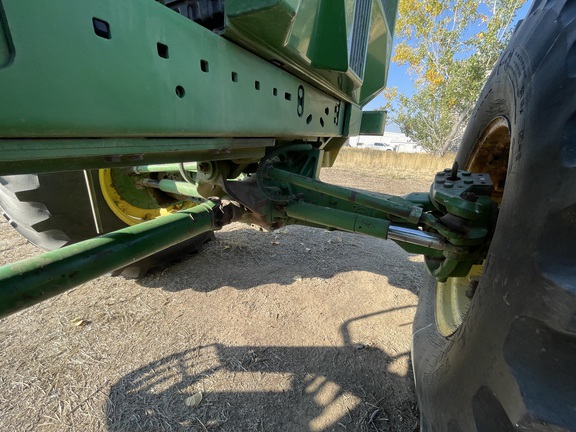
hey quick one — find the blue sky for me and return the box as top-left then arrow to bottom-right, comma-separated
364,0 -> 532,133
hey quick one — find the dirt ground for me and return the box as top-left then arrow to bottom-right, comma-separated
0,167 -> 431,432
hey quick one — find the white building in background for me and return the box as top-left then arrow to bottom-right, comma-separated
348,131 -> 426,153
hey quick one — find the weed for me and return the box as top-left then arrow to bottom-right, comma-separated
333,148 -> 455,174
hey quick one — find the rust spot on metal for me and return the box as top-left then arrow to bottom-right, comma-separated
467,116 -> 510,204
350,191 -> 357,202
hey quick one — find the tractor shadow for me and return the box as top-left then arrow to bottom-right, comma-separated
105,309 -> 420,432
136,224 -> 425,294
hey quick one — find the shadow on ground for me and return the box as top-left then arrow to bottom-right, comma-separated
137,225 -> 425,295
106,309 -> 420,432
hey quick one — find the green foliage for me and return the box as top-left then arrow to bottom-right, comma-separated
385,0 -> 524,155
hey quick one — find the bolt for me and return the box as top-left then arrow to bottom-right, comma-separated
444,181 -> 453,188
449,162 -> 460,181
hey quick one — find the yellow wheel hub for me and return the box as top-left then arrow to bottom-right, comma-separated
99,169 -> 193,226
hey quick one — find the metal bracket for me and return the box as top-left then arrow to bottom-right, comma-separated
251,147 -> 497,282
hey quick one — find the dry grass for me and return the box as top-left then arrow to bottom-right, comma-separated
333,148 -> 455,176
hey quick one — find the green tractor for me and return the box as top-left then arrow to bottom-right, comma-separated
0,0 -> 574,430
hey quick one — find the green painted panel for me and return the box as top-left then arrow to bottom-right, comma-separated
0,0 -> 344,140
226,0 -> 298,47
224,0 -> 396,105
307,0 -> 349,71
359,0 -> 394,105
0,138 -> 270,174
359,110 -> 386,135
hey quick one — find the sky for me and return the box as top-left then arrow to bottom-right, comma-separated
363,0 -> 532,133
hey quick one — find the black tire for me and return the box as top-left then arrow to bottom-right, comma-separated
413,1 -> 576,430
0,171 -> 213,277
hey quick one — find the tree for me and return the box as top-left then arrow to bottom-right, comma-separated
384,0 -> 525,155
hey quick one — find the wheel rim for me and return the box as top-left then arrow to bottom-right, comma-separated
435,116 -> 510,336
466,116 -> 511,204
435,264 -> 483,336
99,169 -> 195,226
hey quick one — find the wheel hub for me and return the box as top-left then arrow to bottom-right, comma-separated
434,116 -> 510,336
99,169 -> 195,225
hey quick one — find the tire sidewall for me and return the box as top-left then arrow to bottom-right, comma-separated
412,6 -> 560,429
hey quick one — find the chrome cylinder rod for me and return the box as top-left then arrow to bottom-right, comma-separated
387,226 -> 445,250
